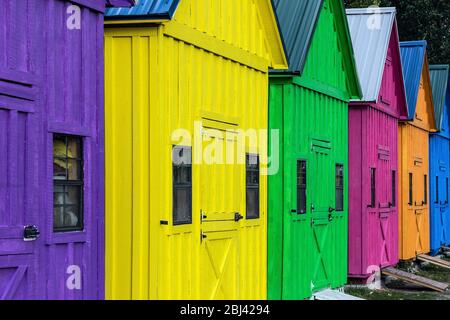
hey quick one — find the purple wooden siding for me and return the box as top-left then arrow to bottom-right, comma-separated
348,28 -> 404,278
0,0 -> 110,300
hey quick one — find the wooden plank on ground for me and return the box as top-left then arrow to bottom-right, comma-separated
383,267 -> 449,292
417,254 -> 450,270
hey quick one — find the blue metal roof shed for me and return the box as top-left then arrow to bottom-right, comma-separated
430,65 -> 450,131
400,41 -> 428,120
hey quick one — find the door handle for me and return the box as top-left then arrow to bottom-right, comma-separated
234,212 -> 244,222
328,207 -> 336,213
24,225 -> 40,241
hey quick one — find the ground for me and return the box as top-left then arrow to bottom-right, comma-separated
345,256 -> 450,300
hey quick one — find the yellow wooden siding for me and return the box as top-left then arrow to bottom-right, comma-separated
172,0 -> 287,69
398,69 -> 435,261
105,18 -> 269,299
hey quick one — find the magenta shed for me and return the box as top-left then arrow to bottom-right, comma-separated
346,8 -> 408,279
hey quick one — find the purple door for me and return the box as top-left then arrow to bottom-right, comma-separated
0,105 -> 39,299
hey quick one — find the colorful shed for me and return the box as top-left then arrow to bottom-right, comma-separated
0,0 -> 133,300
429,65 -> 450,255
268,0 -> 361,300
346,8 -> 408,280
104,0 -> 288,300
398,41 -> 437,261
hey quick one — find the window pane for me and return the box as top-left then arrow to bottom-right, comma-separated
436,176 -> 439,203
371,168 -> 376,208
53,134 -> 83,232
173,146 -> 192,225
68,159 -> 82,181
336,165 -> 344,212
447,178 -> 449,203
173,188 -> 192,225
392,171 -> 396,207
297,160 -> 307,214
246,154 -> 260,219
246,188 -> 260,219
424,175 -> 428,205
409,173 -> 413,205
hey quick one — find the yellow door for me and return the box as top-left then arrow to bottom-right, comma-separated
198,126 -> 242,299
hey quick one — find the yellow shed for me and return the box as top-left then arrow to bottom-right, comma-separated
104,0 -> 288,300
398,41 -> 437,261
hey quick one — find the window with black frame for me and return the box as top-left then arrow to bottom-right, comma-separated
336,164 -> 344,212
391,170 -> 396,207
172,146 -> 192,225
53,134 -> 83,232
370,168 -> 376,208
246,154 -> 260,219
424,175 -> 428,205
446,177 -> 449,204
297,160 -> 307,214
408,173 -> 413,205
436,176 -> 439,203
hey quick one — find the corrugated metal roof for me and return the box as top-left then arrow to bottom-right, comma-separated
272,0 -> 323,74
346,7 -> 400,102
400,41 -> 428,119
105,0 -> 180,20
429,65 -> 450,131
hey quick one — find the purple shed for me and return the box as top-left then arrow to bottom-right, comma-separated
346,8 -> 408,280
0,0 -> 133,300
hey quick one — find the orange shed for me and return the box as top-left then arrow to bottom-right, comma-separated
398,41 -> 437,260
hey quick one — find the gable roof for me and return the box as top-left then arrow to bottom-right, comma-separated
346,7 -> 407,108
400,41 -> 430,119
272,0 -> 323,74
105,0 -> 288,70
106,0 -> 180,20
329,0 -> 362,100
429,65 -> 450,131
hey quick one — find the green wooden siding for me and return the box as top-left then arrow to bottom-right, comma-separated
268,0 -> 357,300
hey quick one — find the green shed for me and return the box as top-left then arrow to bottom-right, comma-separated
269,0 -> 361,300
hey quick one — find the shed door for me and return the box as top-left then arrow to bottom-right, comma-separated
310,139 -> 333,290
434,163 -> 449,247
0,108 -> 38,300
371,146 -> 396,267
412,158 -> 429,255
199,127 -> 240,299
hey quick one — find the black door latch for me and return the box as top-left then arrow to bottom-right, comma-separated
24,225 -> 40,241
234,212 -> 244,222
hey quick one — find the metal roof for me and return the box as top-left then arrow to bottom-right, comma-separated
106,0 -> 180,20
272,0 -> 323,74
400,41 -> 428,119
429,65 -> 450,131
346,7 -> 402,102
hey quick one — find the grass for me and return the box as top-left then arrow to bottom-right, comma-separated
345,255 -> 450,300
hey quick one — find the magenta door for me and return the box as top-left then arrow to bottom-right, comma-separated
366,146 -> 397,269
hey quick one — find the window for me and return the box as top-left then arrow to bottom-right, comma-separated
391,171 -> 396,207
446,178 -> 449,203
297,160 -> 307,214
424,175 -> 428,205
408,173 -> 413,205
53,135 -> 83,232
172,146 -> 192,225
336,164 -> 344,212
370,168 -> 376,208
436,176 -> 439,203
246,154 -> 260,219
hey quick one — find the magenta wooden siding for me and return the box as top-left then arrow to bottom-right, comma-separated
0,0 -> 131,300
348,24 -> 407,278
